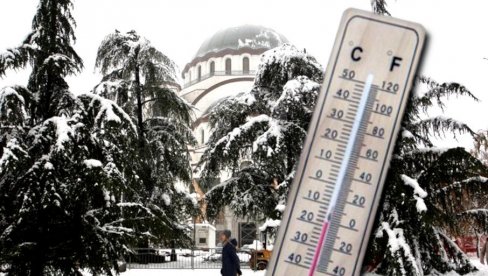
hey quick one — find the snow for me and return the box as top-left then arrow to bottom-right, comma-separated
275,204 -> 286,212
43,53 -> 73,66
414,195 -> 427,213
76,264 -> 488,276
242,240 -> 264,251
92,269 -> 265,276
411,147 -> 450,154
44,161 -> 54,170
421,116 -> 470,137
73,254 -> 488,276
84,159 -> 102,168
0,86 -> 28,120
236,28 -> 283,50
272,76 -> 320,111
0,139 -> 26,173
381,221 -> 420,275
212,114 -> 271,154
44,116 -> 74,151
256,44 -> 323,85
162,193 -> 171,206
0,86 -> 25,104
401,174 -> 428,213
258,219 -> 280,231
235,92 -> 256,106
434,176 -> 488,195
252,118 -> 282,156
401,129 -> 414,139
81,93 -> 137,133
94,79 -> 124,95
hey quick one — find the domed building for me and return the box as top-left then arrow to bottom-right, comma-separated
178,25 -> 288,247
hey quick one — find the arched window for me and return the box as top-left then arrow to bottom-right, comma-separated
197,65 -> 202,81
209,61 -> 215,76
243,57 -> 250,74
225,58 -> 232,75
200,128 -> 205,144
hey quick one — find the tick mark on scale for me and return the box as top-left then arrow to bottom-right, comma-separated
308,74 -> 375,276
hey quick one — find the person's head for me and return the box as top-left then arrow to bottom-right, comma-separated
220,229 -> 231,242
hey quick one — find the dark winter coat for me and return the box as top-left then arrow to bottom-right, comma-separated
221,238 -> 242,276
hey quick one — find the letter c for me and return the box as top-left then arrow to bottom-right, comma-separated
351,46 -> 363,61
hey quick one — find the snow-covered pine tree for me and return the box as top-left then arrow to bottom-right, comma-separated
94,30 -> 197,246
466,132 -> 488,256
363,77 -> 487,275
198,44 -> 323,221
367,3 -> 487,274
0,1 -> 194,275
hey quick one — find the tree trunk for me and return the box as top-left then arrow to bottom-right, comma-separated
39,0 -> 59,122
134,52 -> 145,148
192,179 -> 207,222
475,229 -> 481,258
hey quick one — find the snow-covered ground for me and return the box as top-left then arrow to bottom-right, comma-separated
113,258 -> 488,276
118,269 -> 265,276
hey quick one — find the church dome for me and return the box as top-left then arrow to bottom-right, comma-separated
194,25 -> 289,58
182,25 -> 288,75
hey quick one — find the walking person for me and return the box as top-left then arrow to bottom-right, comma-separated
220,230 -> 242,276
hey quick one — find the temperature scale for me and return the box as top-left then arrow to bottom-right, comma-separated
266,9 -> 425,276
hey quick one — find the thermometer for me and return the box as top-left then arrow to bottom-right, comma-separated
266,8 -> 425,276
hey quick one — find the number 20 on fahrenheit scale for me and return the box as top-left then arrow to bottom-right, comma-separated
266,8 -> 425,276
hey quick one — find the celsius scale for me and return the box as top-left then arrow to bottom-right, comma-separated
266,8 -> 425,276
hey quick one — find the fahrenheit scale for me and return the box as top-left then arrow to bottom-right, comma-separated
266,9 -> 425,276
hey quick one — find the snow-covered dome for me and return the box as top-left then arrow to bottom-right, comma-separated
194,25 -> 289,58
182,25 -> 288,76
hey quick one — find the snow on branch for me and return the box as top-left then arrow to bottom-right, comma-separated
116,202 -> 155,217
401,174 -> 428,213
0,86 -> 28,123
43,53 -> 77,70
252,118 -> 282,156
41,116 -> 75,151
83,159 -> 103,169
432,176 -> 488,195
407,147 -> 450,155
271,76 -> 320,116
0,46 -> 30,76
0,139 -> 27,174
414,116 -> 474,138
212,114 -> 272,154
381,222 -> 420,275
79,92 -> 136,133
415,76 -> 478,103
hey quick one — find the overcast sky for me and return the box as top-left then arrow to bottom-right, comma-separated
1,0 -> 487,149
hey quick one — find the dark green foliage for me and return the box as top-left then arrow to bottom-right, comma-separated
94,30 -> 197,245
0,1 -> 195,275
200,44 -> 323,220
363,78 -> 485,275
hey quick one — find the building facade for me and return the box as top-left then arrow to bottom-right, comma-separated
179,25 -> 288,247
